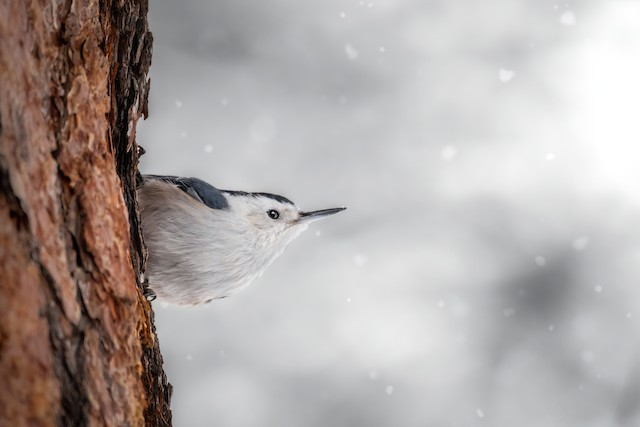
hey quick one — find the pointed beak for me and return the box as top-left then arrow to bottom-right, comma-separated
298,207 -> 347,223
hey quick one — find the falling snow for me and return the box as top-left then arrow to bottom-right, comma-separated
344,44 -> 359,60
353,254 -> 368,267
572,236 -> 589,251
581,350 -> 595,363
499,68 -> 515,82
560,11 -> 576,26
441,145 -> 457,160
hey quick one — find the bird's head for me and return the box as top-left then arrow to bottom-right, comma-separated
222,190 -> 346,251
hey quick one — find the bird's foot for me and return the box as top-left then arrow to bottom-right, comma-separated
140,273 -> 156,302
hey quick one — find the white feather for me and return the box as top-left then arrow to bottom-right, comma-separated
138,179 -> 310,305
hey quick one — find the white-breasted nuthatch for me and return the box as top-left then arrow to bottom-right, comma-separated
137,175 -> 346,305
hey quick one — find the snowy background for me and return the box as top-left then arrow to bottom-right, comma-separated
137,1 -> 640,426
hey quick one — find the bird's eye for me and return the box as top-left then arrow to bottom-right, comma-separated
267,209 -> 280,220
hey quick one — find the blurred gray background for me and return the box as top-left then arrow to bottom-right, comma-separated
137,1 -> 640,426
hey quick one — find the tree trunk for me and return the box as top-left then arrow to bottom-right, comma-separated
0,1 -> 172,426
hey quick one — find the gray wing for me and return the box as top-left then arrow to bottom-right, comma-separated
143,175 -> 229,209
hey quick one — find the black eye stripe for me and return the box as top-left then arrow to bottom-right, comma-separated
267,209 -> 280,220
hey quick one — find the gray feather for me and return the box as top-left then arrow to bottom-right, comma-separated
143,175 -> 229,210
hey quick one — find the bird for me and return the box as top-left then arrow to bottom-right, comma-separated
137,174 -> 346,305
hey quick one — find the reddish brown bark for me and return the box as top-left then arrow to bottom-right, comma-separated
0,1 -> 171,426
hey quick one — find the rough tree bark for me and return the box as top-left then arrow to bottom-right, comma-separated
0,1 -> 172,426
